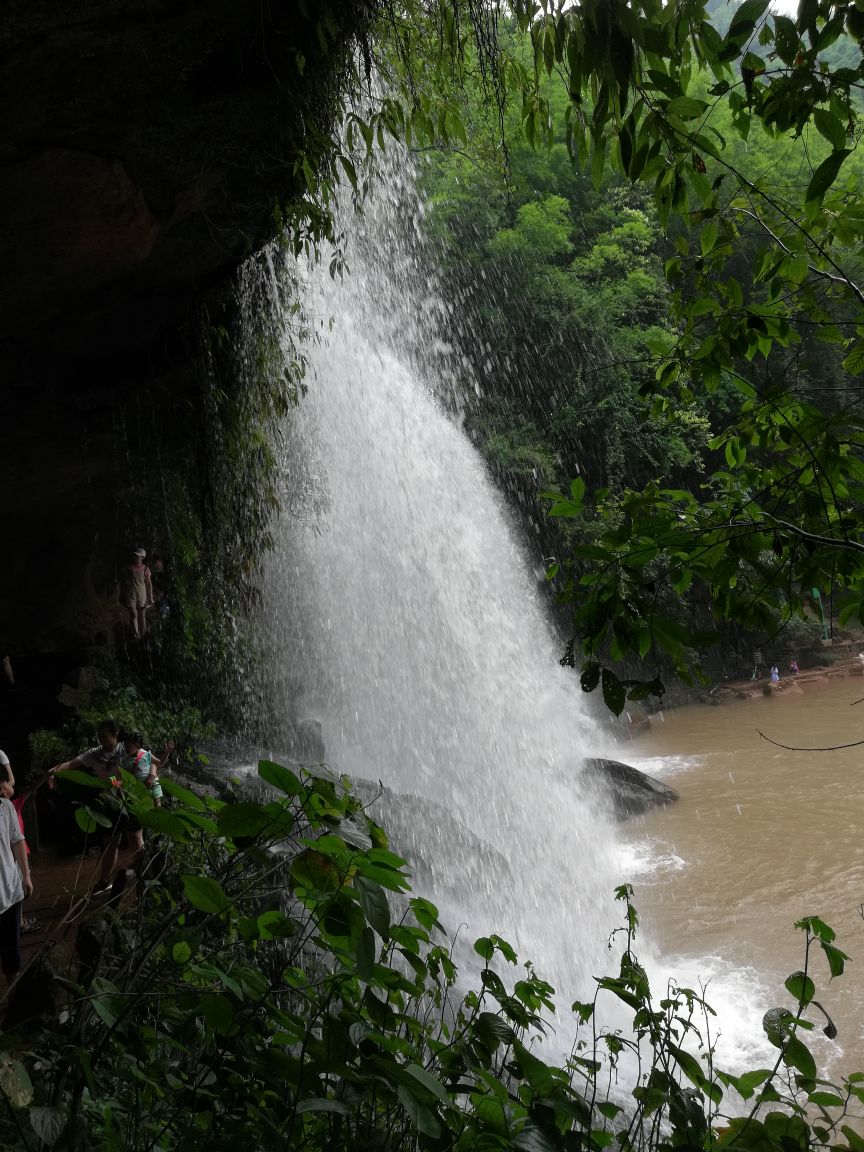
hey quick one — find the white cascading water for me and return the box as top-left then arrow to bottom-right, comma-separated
260,166 -> 624,1012
258,162 -> 774,1071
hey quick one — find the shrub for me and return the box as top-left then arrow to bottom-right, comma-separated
0,764 -> 859,1151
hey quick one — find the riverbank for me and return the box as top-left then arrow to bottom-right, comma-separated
716,656 -> 864,702
613,648 -> 864,742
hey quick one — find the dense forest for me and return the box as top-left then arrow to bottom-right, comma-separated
3,0 -> 864,1149
419,5 -> 864,702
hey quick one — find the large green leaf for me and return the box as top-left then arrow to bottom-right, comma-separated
513,1040 -> 556,1095
813,108 -> 847,152
731,1068 -> 774,1100
356,925 -> 375,980
182,874 -> 231,915
476,1011 -> 515,1048
601,667 -> 626,716
217,802 -> 274,839
727,0 -> 770,38
297,1097 -> 348,1115
136,808 -> 192,841
782,1035 -> 816,1079
90,977 -> 124,1028
258,760 -> 303,795
404,1063 -> 450,1104
75,806 -> 110,833
515,1122 -> 558,1152
842,341 -> 864,375
29,1106 -> 66,1146
0,1059 -> 32,1107
397,1085 -> 441,1138
160,777 -> 207,811
666,96 -> 706,119
354,874 -> 391,939
820,940 -> 848,978
805,149 -> 851,205
784,970 -> 814,1005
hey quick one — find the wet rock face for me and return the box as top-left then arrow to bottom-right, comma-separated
584,757 -> 679,820
350,779 -> 513,904
0,2 -> 365,661
293,719 -> 326,765
0,0 -> 363,365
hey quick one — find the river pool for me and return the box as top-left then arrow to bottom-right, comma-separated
623,674 -> 864,1081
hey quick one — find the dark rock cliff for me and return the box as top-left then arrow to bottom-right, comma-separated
0,2 -> 366,667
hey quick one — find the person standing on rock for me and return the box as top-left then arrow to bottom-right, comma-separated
124,548 -> 154,640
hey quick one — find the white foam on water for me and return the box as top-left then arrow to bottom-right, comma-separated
616,836 -> 687,878
627,753 -> 705,779
650,952 -> 774,1075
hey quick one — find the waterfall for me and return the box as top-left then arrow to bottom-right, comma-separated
250,160 -> 782,1076
257,165 -> 628,1012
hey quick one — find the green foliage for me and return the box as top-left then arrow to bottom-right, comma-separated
78,683 -> 215,751
1,769 -> 861,1151
421,116 -> 710,603
27,730 -> 75,775
110,248 -> 314,729
403,0 -> 864,703
545,388 -> 864,700
30,683 -> 215,779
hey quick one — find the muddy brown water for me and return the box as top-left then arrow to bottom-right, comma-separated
623,674 -> 864,1081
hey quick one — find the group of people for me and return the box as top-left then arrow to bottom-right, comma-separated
123,548 -> 170,640
51,718 -> 172,896
750,652 -> 800,681
0,719 -> 172,991
0,548 -> 175,994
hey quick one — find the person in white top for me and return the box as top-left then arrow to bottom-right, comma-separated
0,793 -> 32,987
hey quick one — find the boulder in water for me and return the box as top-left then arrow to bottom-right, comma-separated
584,757 -> 678,820
351,778 -> 512,901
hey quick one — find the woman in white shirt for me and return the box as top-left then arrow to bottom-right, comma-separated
0,792 -> 33,987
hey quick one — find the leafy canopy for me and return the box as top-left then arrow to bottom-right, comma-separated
472,0 -> 864,705
328,0 -> 864,706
